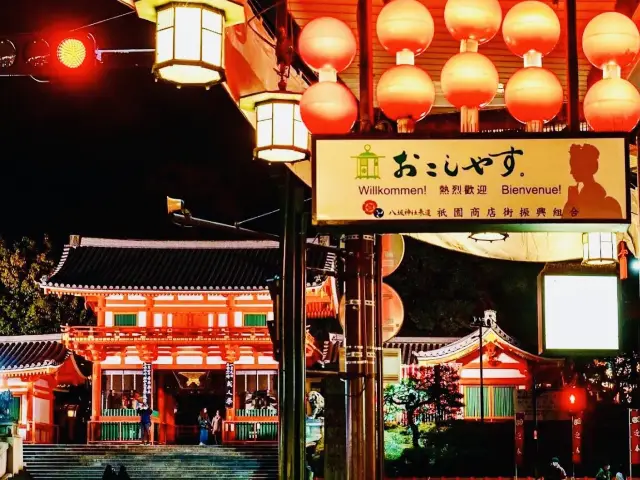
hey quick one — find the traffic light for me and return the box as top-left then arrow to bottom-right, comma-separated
561,386 -> 587,413
0,31 -> 97,82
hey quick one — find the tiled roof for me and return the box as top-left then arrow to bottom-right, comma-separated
383,336 -> 460,364
414,324 -> 517,360
0,334 -> 70,371
42,237 -> 337,292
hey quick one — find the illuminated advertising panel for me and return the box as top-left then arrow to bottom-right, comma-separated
539,272 -> 620,355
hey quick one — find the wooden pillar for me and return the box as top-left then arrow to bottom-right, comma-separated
26,381 -> 34,443
91,362 -> 101,420
96,296 -> 106,327
157,372 -> 166,444
145,295 -> 154,328
227,296 -> 236,328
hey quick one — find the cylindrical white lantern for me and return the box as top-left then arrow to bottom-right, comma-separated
240,91 -> 310,162
582,232 -> 617,265
135,0 -> 244,87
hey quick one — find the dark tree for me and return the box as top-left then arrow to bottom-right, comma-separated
581,353 -> 640,405
384,365 -> 464,447
387,238 -> 541,342
0,236 -> 93,335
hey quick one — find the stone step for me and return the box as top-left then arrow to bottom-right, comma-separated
21,444 -> 278,480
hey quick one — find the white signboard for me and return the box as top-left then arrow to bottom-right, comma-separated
312,136 -> 629,232
542,274 -> 619,352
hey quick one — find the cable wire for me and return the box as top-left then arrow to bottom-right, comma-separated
70,11 -> 135,32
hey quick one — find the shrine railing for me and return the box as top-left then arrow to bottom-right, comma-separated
223,420 -> 278,443
25,422 -> 59,444
87,419 -> 161,444
62,326 -> 272,345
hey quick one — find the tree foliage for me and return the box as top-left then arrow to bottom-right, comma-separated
384,365 -> 464,447
581,354 -> 640,405
0,236 -> 93,335
387,238 -> 542,342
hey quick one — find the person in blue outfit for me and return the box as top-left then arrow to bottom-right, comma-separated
197,408 -> 211,446
136,398 -> 153,445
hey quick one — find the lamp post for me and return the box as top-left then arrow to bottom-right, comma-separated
134,0 -> 244,87
472,311 -> 494,423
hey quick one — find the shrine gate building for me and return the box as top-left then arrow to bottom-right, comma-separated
40,236 -> 338,444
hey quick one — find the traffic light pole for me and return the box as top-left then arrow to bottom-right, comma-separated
279,169 -> 307,480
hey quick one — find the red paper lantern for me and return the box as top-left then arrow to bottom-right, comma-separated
300,82 -> 358,134
583,12 -> 640,69
502,1 -> 561,58
505,67 -> 563,123
298,17 -> 357,73
440,52 -> 499,108
584,78 -> 640,132
444,0 -> 502,45
376,0 -> 434,56
377,65 -> 435,121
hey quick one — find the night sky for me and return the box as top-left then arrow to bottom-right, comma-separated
6,0 -> 635,347
1,0 -> 288,247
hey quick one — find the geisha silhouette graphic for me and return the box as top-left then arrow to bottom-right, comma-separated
562,143 -> 622,219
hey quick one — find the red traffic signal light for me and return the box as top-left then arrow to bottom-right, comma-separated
49,33 -> 96,79
0,31 -> 97,81
561,386 -> 587,413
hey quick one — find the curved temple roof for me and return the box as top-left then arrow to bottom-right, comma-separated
41,236 -> 337,293
0,333 -> 90,380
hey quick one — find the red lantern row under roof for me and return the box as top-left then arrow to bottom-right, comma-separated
296,1 -> 640,134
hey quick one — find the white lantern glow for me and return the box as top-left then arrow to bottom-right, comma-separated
582,232 -> 617,265
240,91 -> 310,162
135,0 -> 244,87
469,232 -> 509,243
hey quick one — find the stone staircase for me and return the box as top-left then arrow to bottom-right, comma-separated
21,444 -> 278,479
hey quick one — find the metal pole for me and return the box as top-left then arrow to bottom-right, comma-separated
630,409 -> 633,480
533,370 -> 539,479
375,237 -> 385,480
479,321 -> 484,423
565,0 -> 580,132
571,414 -> 576,480
349,0 -> 376,477
279,169 -> 306,480
345,234 -> 365,480
362,236 -> 376,480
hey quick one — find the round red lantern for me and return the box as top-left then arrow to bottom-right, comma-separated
300,82 -> 358,134
377,65 -> 435,121
583,12 -> 640,69
440,52 -> 499,108
376,0 -> 434,56
584,78 -> 640,132
298,17 -> 357,73
502,1 -> 561,58
444,0 -> 502,45
505,67 -> 563,123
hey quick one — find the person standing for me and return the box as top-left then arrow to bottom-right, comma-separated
198,408 -> 211,446
596,463 -> 612,480
211,410 -> 223,445
547,457 -> 568,480
137,399 -> 153,445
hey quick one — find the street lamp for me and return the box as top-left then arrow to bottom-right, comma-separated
239,91 -> 310,162
471,310 -> 495,423
582,232 -> 617,265
134,0 -> 244,87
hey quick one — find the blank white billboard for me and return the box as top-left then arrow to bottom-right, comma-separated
543,275 -> 619,351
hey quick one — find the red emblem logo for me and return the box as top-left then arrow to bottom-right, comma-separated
362,200 -> 378,215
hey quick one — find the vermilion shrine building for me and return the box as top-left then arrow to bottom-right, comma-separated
39,236 -> 339,443
0,236 -> 563,444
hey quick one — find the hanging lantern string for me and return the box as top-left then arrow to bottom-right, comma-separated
618,241 -> 629,280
